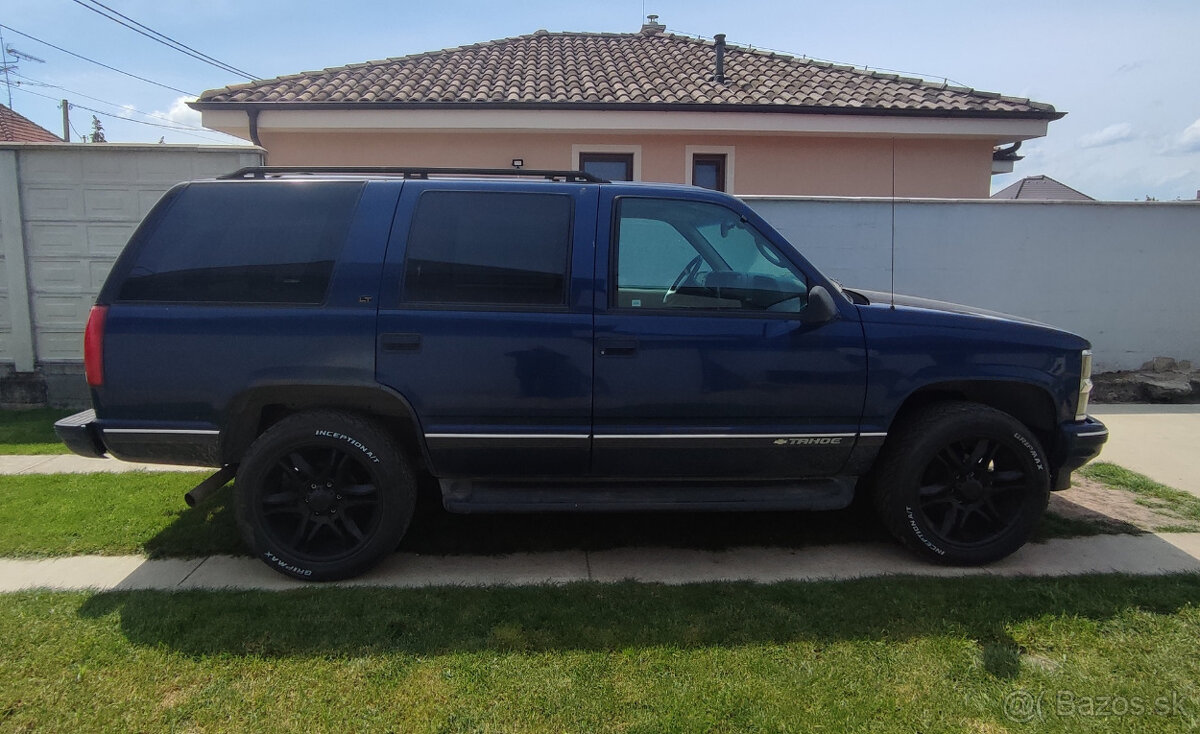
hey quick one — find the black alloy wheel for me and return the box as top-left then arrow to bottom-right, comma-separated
913,437 -> 1034,547
259,445 -> 383,562
235,411 -> 416,581
872,401 -> 1050,565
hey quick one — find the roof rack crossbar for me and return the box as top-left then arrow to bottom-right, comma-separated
217,166 -> 608,183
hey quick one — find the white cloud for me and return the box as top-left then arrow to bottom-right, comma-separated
1078,122 -> 1135,149
1175,118 -> 1200,153
155,96 -> 203,128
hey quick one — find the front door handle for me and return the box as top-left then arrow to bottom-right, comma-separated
381,332 -> 421,352
598,337 -> 638,356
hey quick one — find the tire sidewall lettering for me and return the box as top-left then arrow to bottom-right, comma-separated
313,429 -> 381,463
905,505 -> 946,555
263,550 -> 313,577
1011,430 -> 1045,471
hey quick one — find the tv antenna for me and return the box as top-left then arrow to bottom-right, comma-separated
2,40 -> 46,108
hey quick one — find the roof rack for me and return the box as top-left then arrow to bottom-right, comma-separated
217,166 -> 608,183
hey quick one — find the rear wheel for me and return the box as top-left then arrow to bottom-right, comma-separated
872,401 -> 1049,565
235,410 -> 416,581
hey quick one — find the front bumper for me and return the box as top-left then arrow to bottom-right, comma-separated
1051,415 -> 1109,490
53,409 -> 107,459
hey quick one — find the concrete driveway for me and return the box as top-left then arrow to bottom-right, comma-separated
1089,404 -> 1200,498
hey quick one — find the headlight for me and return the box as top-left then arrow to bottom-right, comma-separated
1075,350 -> 1093,421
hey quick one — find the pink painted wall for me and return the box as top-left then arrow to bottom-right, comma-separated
258,131 -> 995,198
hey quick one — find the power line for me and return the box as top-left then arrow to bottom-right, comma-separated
69,0 -> 258,80
13,71 -> 214,133
13,86 -> 231,143
76,0 -> 258,79
0,23 -> 195,96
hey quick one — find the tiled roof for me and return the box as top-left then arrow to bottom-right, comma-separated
991,175 -> 1094,201
0,104 -> 62,142
195,30 -> 1059,119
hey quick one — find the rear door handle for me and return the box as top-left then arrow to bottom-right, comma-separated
598,337 -> 638,356
381,332 -> 421,352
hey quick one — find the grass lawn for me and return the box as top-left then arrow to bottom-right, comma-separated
1,575 -> 1198,732
0,472 -> 240,558
1081,462 -> 1200,532
0,408 -> 74,454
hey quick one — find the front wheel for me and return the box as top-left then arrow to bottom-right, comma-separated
234,410 -> 416,581
872,402 -> 1050,565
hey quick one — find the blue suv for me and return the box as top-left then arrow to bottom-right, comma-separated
56,167 -> 1108,580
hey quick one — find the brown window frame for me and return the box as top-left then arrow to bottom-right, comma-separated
691,154 -> 727,192
579,152 -> 635,181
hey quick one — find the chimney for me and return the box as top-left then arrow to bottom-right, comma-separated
640,14 -> 665,36
713,33 -> 727,83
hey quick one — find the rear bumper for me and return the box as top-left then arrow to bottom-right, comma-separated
53,409 -> 107,459
1051,415 -> 1109,490
53,410 -> 222,466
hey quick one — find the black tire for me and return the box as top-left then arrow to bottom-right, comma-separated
234,410 -> 416,581
872,401 -> 1049,565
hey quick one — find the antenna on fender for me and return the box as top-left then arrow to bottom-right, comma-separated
890,137 -> 896,309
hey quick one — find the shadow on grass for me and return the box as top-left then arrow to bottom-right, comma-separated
396,481 -> 894,555
142,485 -> 243,559
73,574 -> 1200,666
151,475 -> 1112,560
148,477 -> 898,558
1036,495 -> 1142,540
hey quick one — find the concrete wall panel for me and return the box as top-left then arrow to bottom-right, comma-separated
749,197 -> 1200,372
0,143 -> 262,375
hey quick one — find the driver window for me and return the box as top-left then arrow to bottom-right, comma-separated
614,198 -> 808,312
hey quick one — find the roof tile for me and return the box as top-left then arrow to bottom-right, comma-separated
0,104 -> 62,142
197,32 -> 1058,118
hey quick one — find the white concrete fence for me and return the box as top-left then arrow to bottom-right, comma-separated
1,148 -> 1196,403
0,143 -> 261,403
748,196 -> 1200,372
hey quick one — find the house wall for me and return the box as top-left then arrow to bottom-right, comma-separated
258,131 -> 994,198
748,196 -> 1200,372
0,143 -> 262,406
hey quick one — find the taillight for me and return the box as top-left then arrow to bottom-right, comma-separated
84,306 -> 108,387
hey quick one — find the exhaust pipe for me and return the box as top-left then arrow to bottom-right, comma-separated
185,465 -> 236,508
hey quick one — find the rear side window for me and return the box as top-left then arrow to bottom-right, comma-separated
117,181 -> 362,304
402,191 -> 572,306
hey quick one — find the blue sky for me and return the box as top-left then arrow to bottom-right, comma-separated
3,0 -> 1197,200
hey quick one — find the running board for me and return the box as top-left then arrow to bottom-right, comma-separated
439,477 -> 857,514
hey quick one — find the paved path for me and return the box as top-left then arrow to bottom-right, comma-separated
1090,404 -> 1200,498
1,533 -> 1198,592
0,454 -> 208,474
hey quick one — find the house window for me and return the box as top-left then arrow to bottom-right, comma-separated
691,154 -> 727,192
579,152 -> 635,181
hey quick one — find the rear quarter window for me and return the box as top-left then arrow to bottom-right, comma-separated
117,181 -> 363,304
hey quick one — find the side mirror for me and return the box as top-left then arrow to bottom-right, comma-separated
800,285 -> 839,325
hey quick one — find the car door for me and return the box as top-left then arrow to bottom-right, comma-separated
375,180 -> 598,477
592,191 -> 868,478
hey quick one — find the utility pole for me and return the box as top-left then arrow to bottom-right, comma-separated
61,99 -> 70,142
0,27 -> 14,108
